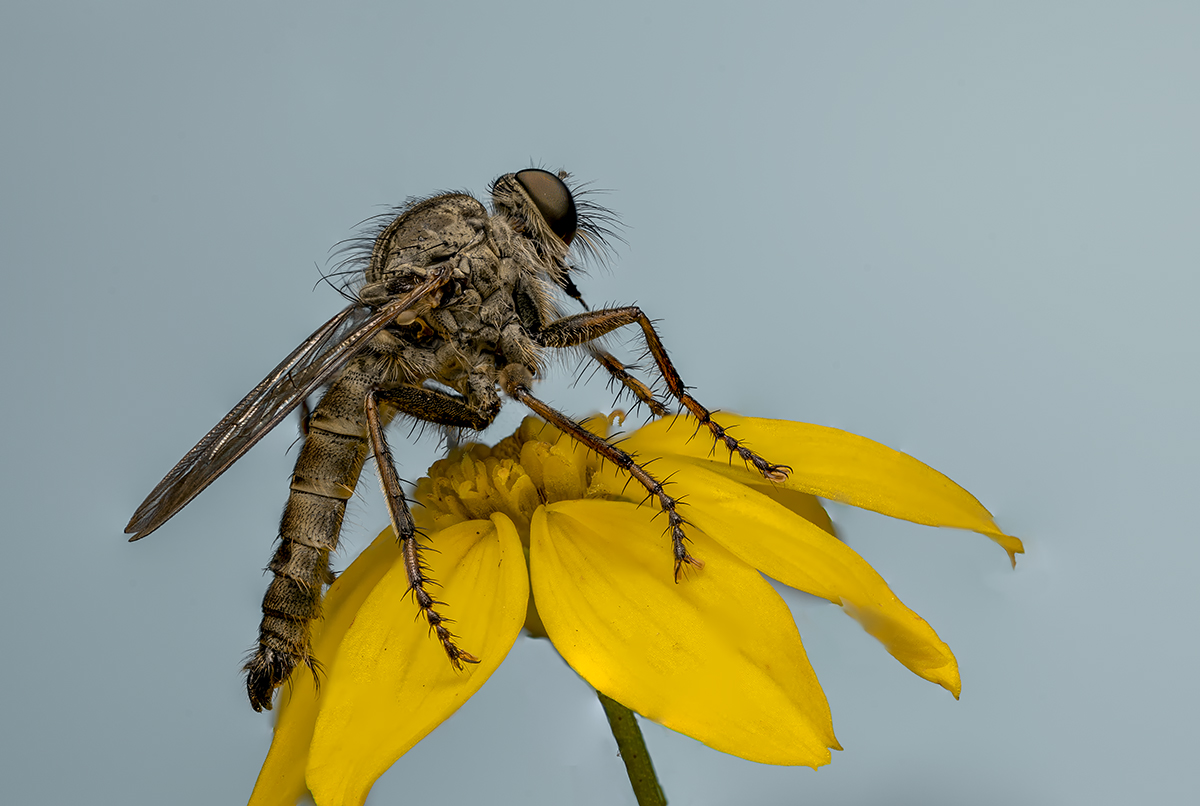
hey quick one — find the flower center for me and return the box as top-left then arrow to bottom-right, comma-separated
412,413 -> 623,543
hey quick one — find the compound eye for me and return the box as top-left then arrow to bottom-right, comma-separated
515,169 -> 577,245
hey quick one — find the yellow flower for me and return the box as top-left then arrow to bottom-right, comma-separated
249,413 -> 1023,806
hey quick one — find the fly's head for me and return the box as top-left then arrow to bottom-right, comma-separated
491,169 -> 578,261
491,169 -> 621,302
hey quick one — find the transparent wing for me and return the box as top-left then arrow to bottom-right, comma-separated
126,271 -> 452,540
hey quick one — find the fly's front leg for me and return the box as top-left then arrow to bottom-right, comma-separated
366,385 -> 500,668
504,373 -> 702,580
538,309 -> 791,482
586,346 -> 669,418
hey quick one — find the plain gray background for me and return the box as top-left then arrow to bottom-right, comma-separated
2,2 -> 1196,804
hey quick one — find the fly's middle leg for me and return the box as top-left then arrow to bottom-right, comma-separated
506,377 -> 702,581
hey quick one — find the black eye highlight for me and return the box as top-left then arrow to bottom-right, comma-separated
515,169 -> 578,245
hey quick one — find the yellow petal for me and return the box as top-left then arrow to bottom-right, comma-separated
745,482 -> 837,537
623,415 -> 1024,565
593,458 -> 961,696
531,500 -> 840,767
249,522 -> 406,806
305,514 -> 528,806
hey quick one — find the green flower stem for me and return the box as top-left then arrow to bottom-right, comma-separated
597,691 -> 668,806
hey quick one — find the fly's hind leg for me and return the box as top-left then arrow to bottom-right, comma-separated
538,308 -> 791,482
504,374 -> 702,581
366,385 -> 499,668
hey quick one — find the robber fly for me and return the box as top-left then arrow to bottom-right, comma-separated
126,169 -> 790,711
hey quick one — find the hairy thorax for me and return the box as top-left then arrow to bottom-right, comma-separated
357,193 -> 557,415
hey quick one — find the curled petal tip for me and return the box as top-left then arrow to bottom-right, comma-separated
994,532 -> 1024,569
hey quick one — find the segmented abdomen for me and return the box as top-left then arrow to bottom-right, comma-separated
244,369 -> 374,711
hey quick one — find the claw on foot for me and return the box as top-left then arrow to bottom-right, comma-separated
764,464 -> 791,482
673,553 -> 706,582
